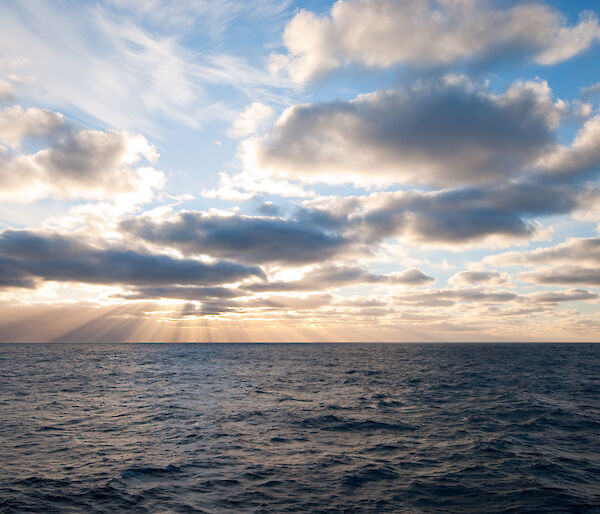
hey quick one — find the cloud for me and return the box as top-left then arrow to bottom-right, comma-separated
484,237 -> 600,286
228,102 -> 274,138
485,237 -> 600,266
392,286 -> 598,309
270,0 -> 600,83
520,267 -> 600,286
581,82 -> 600,101
0,80 -> 14,102
0,105 -> 67,147
201,171 -> 312,200
121,211 -> 351,264
536,114 -> 600,176
123,189 -> 556,267
449,270 -> 510,286
529,289 -> 598,303
0,1 -> 288,133
394,288 -> 519,307
0,228 -> 264,290
0,108 -> 164,203
117,286 -> 245,301
246,78 -> 562,187
245,264 -> 434,292
300,183 -> 563,247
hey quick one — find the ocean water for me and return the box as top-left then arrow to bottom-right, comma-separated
0,343 -> 599,513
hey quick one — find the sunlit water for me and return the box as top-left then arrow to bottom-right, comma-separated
1,343 -> 599,513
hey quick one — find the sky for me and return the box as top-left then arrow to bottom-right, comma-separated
0,0 -> 599,342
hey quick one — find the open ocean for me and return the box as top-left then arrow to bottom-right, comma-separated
0,343 -> 598,513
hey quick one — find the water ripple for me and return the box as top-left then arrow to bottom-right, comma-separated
1,342 -> 599,512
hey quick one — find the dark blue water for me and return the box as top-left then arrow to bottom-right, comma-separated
0,343 -> 599,513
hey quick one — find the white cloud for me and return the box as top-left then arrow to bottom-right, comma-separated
270,0 -> 600,84
228,102 -> 274,139
449,270 -> 511,287
245,78 -> 562,187
0,105 -> 67,147
201,171 -> 313,200
0,108 -> 164,203
537,114 -> 600,175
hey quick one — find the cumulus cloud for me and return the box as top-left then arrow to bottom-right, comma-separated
536,114 -> 600,176
246,78 -> 562,187
0,229 -> 264,291
300,182 -> 566,247
0,105 -> 67,147
0,107 -> 164,203
449,270 -> 511,286
121,211 -> 351,265
228,102 -> 274,138
125,184 -> 559,264
270,0 -> 600,83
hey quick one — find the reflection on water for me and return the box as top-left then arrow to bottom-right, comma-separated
1,343 -> 599,512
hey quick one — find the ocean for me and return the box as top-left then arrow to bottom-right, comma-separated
0,343 -> 598,513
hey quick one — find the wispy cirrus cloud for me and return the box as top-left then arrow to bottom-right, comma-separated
0,0 -> 290,133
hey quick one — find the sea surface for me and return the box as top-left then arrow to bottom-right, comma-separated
0,343 -> 599,513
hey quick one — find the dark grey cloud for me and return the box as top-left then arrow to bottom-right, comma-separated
121,211 -> 350,265
0,229 -> 263,290
257,201 -> 281,216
